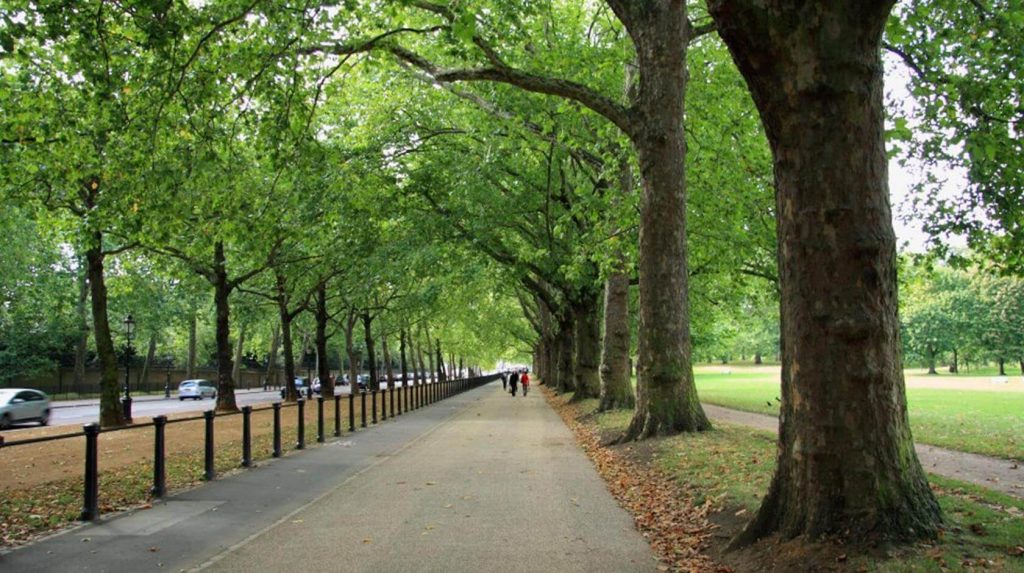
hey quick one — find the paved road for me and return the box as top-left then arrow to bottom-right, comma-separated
1,382 -> 659,573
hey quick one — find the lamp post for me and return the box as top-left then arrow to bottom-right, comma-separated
123,314 -> 135,423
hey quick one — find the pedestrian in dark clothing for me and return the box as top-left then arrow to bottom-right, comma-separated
501,371 -> 508,391
509,371 -> 519,397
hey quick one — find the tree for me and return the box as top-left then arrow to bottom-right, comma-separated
709,0 -> 942,544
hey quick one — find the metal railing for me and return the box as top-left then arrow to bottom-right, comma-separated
0,374 -> 500,522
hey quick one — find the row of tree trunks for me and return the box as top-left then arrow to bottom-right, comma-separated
555,317 -> 575,394
709,0 -> 941,545
599,271 -> 634,410
570,298 -> 601,401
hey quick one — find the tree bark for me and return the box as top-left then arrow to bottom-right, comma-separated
74,259 -> 89,395
423,326 -> 435,385
709,0 -> 941,544
600,272 -> 634,410
571,297 -> 601,401
399,329 -> 409,387
345,310 -> 360,394
382,335 -> 395,389
998,357 -> 1006,376
266,323 -> 280,388
316,283 -> 333,397
555,317 -> 575,393
276,272 -> 299,401
754,353 -> 763,365
436,339 -> 446,382
212,241 -> 238,412
620,1 -> 710,440
415,332 -> 427,386
949,348 -> 958,374
927,346 -> 937,375
186,309 -> 197,380
86,238 -> 125,427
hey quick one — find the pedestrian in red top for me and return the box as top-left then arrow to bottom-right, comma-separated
520,370 -> 530,396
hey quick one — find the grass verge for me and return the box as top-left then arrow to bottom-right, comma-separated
695,373 -> 1024,460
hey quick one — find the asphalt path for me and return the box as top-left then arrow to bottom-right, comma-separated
1,381 -> 659,573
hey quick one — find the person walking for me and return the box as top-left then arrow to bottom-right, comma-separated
501,371 -> 508,391
521,370 -> 530,396
509,370 -> 519,397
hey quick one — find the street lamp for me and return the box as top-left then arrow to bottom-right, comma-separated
123,314 -> 135,423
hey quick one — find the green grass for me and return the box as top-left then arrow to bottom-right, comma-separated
695,372 -> 1024,460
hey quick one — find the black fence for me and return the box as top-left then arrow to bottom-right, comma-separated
0,374 -> 500,521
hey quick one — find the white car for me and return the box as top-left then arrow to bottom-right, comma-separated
178,379 -> 217,400
0,388 -> 51,429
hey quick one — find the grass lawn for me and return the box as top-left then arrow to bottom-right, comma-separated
575,399 -> 1024,572
695,372 -> 1024,461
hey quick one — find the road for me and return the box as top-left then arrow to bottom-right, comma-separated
4,383 -> 415,433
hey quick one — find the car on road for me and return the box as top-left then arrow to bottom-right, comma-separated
178,379 -> 217,401
281,377 -> 309,399
0,388 -> 51,429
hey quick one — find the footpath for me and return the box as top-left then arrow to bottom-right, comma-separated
1,383 -> 659,573
702,404 -> 1024,498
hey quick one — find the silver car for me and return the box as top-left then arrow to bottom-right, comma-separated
0,388 -> 51,429
178,379 -> 217,400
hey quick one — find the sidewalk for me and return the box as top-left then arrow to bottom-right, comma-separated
702,404 -> 1024,498
1,383 -> 658,573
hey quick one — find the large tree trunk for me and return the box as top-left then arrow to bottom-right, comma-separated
998,357 -> 1006,376
949,348 -> 958,374
86,239 -> 125,427
399,329 -> 409,388
212,241 -> 238,412
571,298 -> 601,401
423,326 -> 435,385
620,1 -> 710,440
537,297 -> 554,385
415,332 -> 427,385
316,283 -> 333,397
927,346 -> 937,375
74,259 -> 89,395
600,272 -> 634,410
555,317 -> 575,393
266,323 -> 280,388
186,309 -> 197,380
435,339 -> 446,382
710,0 -> 941,544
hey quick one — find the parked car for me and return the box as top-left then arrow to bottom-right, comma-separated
178,379 -> 217,401
0,388 -> 51,429
281,377 -> 309,399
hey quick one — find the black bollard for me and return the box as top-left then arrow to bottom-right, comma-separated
390,386 -> 395,418
152,416 -> 167,497
272,402 -> 282,458
334,394 -> 342,437
203,410 -> 215,481
241,406 -> 252,467
397,386 -> 402,416
317,396 -> 325,443
349,393 -> 356,432
296,399 -> 306,450
371,390 -> 378,424
360,391 -> 367,428
81,423 -> 100,521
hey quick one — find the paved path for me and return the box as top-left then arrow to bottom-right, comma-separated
1,383 -> 658,573
702,404 -> 1024,498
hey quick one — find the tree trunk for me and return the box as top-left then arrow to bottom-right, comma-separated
139,333 -> 157,391
382,335 -> 395,389
232,324 -> 246,389
423,326 -> 435,385
212,241 -> 238,412
74,259 -> 89,395
363,313 -> 377,392
316,283 -> 333,397
998,357 -> 1006,376
436,339 -> 446,382
600,272 -> 634,410
555,318 -> 575,393
86,239 -> 125,427
949,348 -> 958,374
621,1 -> 710,440
345,310 -> 360,394
399,329 -> 409,387
710,0 -> 941,544
754,353 -> 763,365
571,298 -> 601,401
415,333 -> 427,385
927,346 -> 937,375
266,323 -> 280,388
186,309 -> 197,380
276,272 -> 299,401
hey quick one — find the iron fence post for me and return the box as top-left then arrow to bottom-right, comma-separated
203,410 -> 215,481
296,399 -> 306,450
334,394 -> 342,437
152,416 -> 167,498
317,396 -> 325,443
272,402 -> 282,458
80,423 -> 100,521
241,406 -> 252,467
